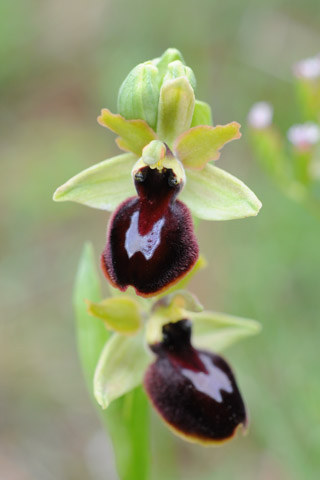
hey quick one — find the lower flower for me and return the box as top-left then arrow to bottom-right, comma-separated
144,319 -> 247,444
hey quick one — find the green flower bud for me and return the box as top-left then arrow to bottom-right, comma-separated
117,62 -> 161,130
118,49 -> 197,132
152,48 -> 186,76
163,60 -> 196,91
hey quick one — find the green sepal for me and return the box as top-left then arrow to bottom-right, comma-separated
174,122 -> 241,170
53,153 -> 136,211
190,311 -> 261,352
94,331 -> 152,409
157,76 -> 195,147
191,100 -> 213,127
98,108 -> 157,155
117,62 -> 161,130
180,163 -> 262,220
86,296 -> 142,335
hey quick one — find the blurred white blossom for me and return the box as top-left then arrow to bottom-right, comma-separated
248,102 -> 273,129
293,55 -> 320,80
287,122 -> 320,149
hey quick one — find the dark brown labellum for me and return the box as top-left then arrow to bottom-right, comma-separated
144,320 -> 247,444
101,167 -> 199,296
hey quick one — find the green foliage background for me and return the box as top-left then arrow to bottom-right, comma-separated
1,0 -> 320,479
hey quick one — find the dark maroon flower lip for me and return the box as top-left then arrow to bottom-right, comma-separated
144,320 -> 248,444
101,166 -> 199,297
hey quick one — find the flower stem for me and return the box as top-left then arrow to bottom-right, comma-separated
74,243 -> 150,480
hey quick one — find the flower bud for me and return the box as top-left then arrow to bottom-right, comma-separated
152,48 -> 186,75
117,49 -> 197,135
117,62 -> 161,130
163,60 -> 196,91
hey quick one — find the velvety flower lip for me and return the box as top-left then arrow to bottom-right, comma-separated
101,163 -> 199,297
144,319 -> 247,444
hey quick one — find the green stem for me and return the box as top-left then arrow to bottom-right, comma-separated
73,243 -> 150,480
103,387 -> 150,480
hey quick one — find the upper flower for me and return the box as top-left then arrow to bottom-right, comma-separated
101,144 -> 199,296
53,48 -> 261,222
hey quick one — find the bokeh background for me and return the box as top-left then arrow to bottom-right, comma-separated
1,0 -> 320,479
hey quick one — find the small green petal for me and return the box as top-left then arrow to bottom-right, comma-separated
180,163 -> 262,220
190,311 -> 261,352
53,153 -> 136,211
94,332 -> 151,409
191,100 -> 213,127
98,108 -> 157,156
86,296 -> 142,335
157,77 -> 195,147
174,122 -> 241,170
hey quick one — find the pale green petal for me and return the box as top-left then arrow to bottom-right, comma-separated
180,163 -> 262,220
174,123 -> 241,170
190,311 -> 261,352
94,332 -> 151,409
191,100 -> 213,127
157,77 -> 195,147
53,153 -> 136,211
86,296 -> 142,335
98,108 -> 157,155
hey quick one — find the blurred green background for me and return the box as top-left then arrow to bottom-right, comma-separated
1,0 -> 320,479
